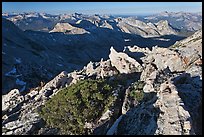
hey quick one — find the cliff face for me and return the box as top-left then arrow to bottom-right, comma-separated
118,19 -> 178,37
2,30 -> 202,135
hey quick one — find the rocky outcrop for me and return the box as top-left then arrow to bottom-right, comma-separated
2,71 -> 73,135
50,22 -> 89,34
154,80 -> 193,135
118,18 -> 177,37
171,30 -> 202,72
2,89 -> 24,114
83,59 -> 119,79
155,20 -> 177,35
141,46 -> 186,72
41,71 -> 70,90
109,47 -> 143,74
108,30 -> 202,135
117,70 -> 195,135
124,45 -> 151,55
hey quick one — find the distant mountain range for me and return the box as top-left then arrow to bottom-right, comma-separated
3,11 -> 202,33
143,11 -> 202,31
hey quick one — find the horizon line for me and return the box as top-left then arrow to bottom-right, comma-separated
2,10 -> 202,16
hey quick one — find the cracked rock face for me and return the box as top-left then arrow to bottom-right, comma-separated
84,59 -> 119,79
42,71 -> 69,90
115,30 -> 202,134
155,20 -> 177,35
2,89 -> 24,113
117,71 -> 195,135
109,47 -> 143,74
154,81 -> 193,135
141,47 -> 186,72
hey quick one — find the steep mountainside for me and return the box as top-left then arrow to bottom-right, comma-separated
144,11 -> 202,32
2,18 -> 52,94
2,30 -> 202,135
117,18 -> 177,37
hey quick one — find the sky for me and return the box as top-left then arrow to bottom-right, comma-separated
2,2 -> 202,15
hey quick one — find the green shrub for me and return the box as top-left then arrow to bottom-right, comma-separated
129,90 -> 144,102
133,80 -> 145,90
171,43 -> 181,48
38,79 -> 117,135
129,80 -> 145,102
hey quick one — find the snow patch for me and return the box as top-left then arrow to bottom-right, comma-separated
57,63 -> 63,67
5,67 -> 17,76
58,55 -> 63,59
14,57 -> 22,64
154,38 -> 170,41
5,67 -> 22,78
76,20 -> 82,24
16,78 -> 26,86
124,39 -> 131,42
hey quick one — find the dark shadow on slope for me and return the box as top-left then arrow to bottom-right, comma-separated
91,71 -> 160,135
24,26 -> 186,65
91,72 -> 141,135
122,33 -> 186,49
172,73 -> 202,135
116,92 -> 160,135
123,50 -> 145,65
92,72 -> 202,135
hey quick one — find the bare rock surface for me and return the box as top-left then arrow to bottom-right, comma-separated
50,22 -> 89,34
41,71 -> 69,90
154,80 -> 193,135
117,70 -> 195,135
2,89 -> 24,113
141,46 -> 185,72
83,59 -> 119,79
2,71 -> 72,135
109,47 -> 143,74
110,30 -> 202,135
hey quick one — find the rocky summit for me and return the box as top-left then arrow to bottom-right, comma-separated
1,11 -> 202,135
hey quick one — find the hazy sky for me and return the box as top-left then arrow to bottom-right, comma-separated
2,2 -> 202,15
